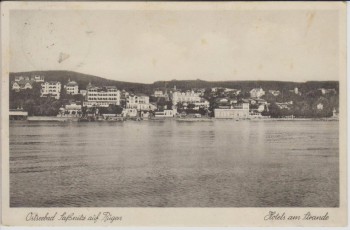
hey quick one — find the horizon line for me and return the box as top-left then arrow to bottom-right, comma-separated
9,70 -> 339,84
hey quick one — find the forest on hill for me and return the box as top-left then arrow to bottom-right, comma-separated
10,70 -> 339,95
9,70 -> 339,117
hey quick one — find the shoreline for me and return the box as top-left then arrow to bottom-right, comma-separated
10,116 -> 339,122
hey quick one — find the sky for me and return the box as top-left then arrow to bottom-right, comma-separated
10,9 -> 340,83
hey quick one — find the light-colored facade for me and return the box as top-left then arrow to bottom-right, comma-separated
289,87 -> 301,95
333,108 -> 338,118
214,103 -> 250,119
9,109 -> 28,120
154,109 -> 176,118
80,90 -> 87,97
193,99 -> 210,109
317,103 -> 324,110
65,80 -> 79,95
294,87 -> 299,94
12,82 -> 21,91
172,90 -> 201,105
84,86 -> 120,107
250,88 -> 265,98
57,102 -> 82,117
41,81 -> 62,99
257,104 -> 266,112
122,108 -> 138,117
211,87 -> 224,92
14,76 -> 30,82
12,80 -> 33,91
276,101 -> 293,110
319,88 -> 337,95
15,75 -> 44,82
268,90 -> 280,96
126,94 -> 152,111
31,75 -> 45,82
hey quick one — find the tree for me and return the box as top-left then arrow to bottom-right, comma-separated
187,103 -> 195,109
166,100 -> 173,109
293,101 -> 311,118
261,93 -> 277,103
82,106 -> 87,115
176,102 -> 183,109
198,107 -> 207,116
23,99 -> 36,116
203,88 -> 212,100
268,103 -> 282,118
73,94 -> 85,102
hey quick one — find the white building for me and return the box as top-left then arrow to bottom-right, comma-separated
319,88 -> 337,95
14,76 -> 30,82
257,104 -> 266,112
250,88 -> 265,98
57,102 -> 82,117
12,82 -> 21,91
154,109 -> 176,118
172,90 -> 202,105
276,101 -> 293,110
41,81 -> 62,99
214,103 -> 250,119
289,87 -> 301,95
126,94 -> 153,111
122,108 -> 138,117
12,80 -> 33,91
317,103 -> 324,110
83,86 -> 120,107
64,79 -> 79,95
294,87 -> 299,94
80,90 -> 87,97
268,90 -> 280,96
333,108 -> 338,118
211,87 -> 224,92
193,98 -> 210,110
30,75 -> 45,82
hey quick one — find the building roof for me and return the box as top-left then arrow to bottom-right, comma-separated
250,88 -> 264,92
45,81 -> 60,84
66,81 -> 78,86
13,80 -> 34,87
134,93 -> 148,97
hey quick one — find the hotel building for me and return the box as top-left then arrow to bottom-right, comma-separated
172,90 -> 202,105
64,79 -> 79,95
214,103 -> 250,119
41,81 -> 62,99
126,94 -> 153,111
83,85 -> 121,107
250,88 -> 265,98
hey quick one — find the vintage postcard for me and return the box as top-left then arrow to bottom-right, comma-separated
1,1 -> 347,227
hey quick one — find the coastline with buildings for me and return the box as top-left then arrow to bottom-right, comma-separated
9,71 -> 339,122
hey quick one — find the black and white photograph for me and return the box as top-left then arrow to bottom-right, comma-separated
1,1 -> 347,227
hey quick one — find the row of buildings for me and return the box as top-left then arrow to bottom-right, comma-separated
11,75 -> 338,119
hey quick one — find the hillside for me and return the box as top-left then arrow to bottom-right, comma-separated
10,70 -> 339,93
154,79 -> 339,93
10,71 -> 151,93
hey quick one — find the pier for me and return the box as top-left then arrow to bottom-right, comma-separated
9,109 -> 28,120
